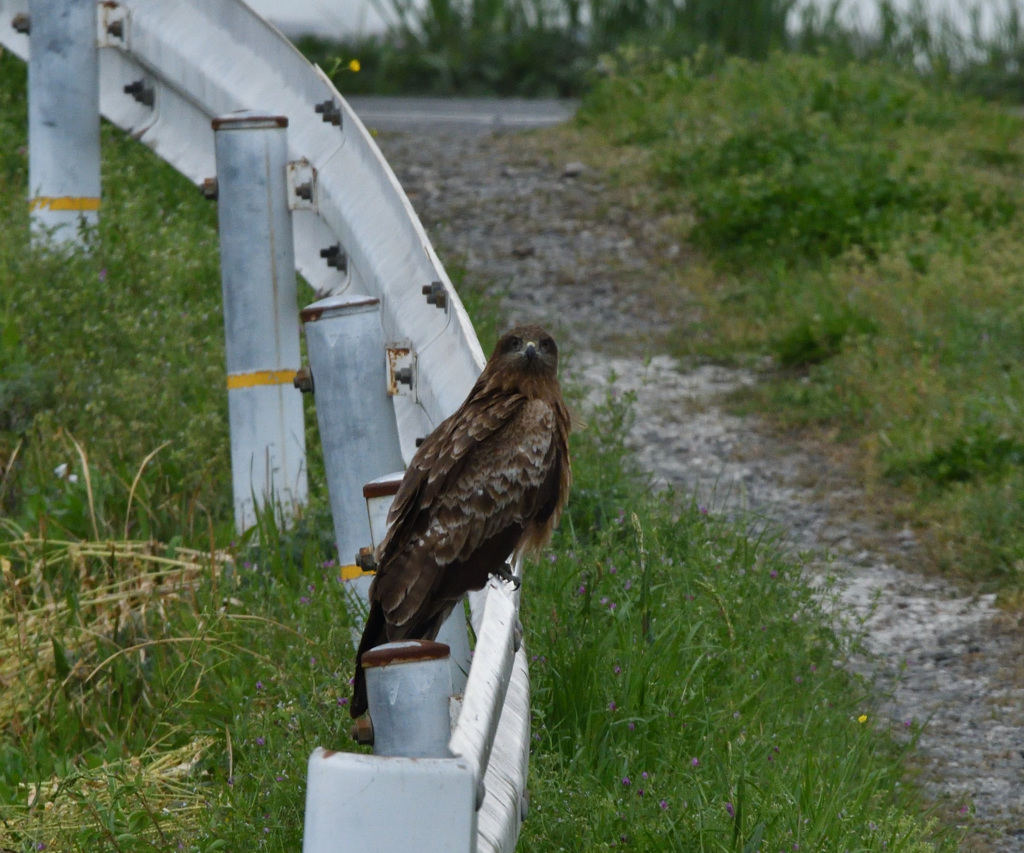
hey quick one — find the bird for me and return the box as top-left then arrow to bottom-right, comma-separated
350,324 -> 572,717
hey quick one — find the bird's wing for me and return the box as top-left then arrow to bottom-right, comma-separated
373,395 -> 561,629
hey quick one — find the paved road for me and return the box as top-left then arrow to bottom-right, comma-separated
345,96 -> 577,134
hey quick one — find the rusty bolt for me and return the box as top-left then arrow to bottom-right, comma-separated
293,366 -> 314,394
350,715 -> 374,745
422,281 -> 447,310
295,181 -> 313,201
106,19 -> 124,39
11,12 -> 30,34
356,546 -> 377,573
199,177 -> 218,200
123,79 -> 154,107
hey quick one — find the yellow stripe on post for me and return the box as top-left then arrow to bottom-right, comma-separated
28,196 -> 102,212
225,369 -> 298,390
340,564 -> 375,581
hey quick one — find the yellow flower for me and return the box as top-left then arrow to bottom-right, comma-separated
348,59 -> 361,73
858,714 -> 868,724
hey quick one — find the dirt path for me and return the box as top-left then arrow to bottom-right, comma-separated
373,124 -> 1024,852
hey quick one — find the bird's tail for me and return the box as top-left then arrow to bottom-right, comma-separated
351,597 -> 387,718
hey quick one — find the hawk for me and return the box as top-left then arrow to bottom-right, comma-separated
351,325 -> 572,717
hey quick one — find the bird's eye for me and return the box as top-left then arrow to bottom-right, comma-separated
539,335 -> 554,353
507,336 -> 522,351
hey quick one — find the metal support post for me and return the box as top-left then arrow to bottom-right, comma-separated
213,112 -> 307,533
302,639 -> 476,852
363,639 -> 454,758
301,294 -> 405,575
28,0 -> 101,245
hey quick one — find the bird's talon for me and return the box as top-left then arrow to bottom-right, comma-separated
495,565 -> 522,589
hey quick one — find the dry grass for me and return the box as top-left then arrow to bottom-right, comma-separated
0,534 -> 235,727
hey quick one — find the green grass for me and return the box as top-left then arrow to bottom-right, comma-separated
567,49 -> 1024,593
301,0 -> 1024,101
0,395 -> 958,852
0,40 -> 960,853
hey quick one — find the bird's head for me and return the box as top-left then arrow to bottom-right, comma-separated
487,325 -> 559,381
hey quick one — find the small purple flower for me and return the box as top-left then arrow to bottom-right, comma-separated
726,802 -> 735,818
577,584 -> 586,595
227,777 -> 235,786
299,596 -> 310,605
659,799 -> 668,810
624,579 -> 632,591
601,596 -> 609,605
613,665 -> 621,675
628,722 -> 635,731
770,569 -> 778,579
608,701 -> 617,711
275,775 -> 285,782
337,696 -> 349,707
691,757 -> 699,767
256,737 -> 265,746
310,657 -> 316,666
699,505 -> 708,515
256,680 -> 264,691
308,584 -> 315,593
608,564 -> 618,575
638,789 -> 645,797
641,771 -> 648,779
622,776 -> 630,787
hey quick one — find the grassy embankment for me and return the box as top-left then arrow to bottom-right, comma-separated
543,50 -> 1024,598
0,41 -> 965,853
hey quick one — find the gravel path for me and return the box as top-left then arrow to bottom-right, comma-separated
372,122 -> 1024,851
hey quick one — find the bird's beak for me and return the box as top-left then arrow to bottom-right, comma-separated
524,341 -> 537,361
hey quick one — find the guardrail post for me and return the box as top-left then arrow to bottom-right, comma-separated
302,638 -> 478,853
213,112 -> 307,533
300,294 -> 405,577
28,0 -> 101,245
363,639 -> 454,758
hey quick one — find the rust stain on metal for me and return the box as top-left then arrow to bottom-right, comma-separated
386,346 -> 412,396
362,473 -> 404,500
360,639 -> 450,670
350,716 -> 374,745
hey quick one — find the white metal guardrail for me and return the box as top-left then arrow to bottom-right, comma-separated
0,2 -> 529,850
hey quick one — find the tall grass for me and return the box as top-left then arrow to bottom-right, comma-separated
303,0 -> 1024,100
0,389 -> 958,852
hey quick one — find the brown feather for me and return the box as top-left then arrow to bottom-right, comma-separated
350,324 -> 571,717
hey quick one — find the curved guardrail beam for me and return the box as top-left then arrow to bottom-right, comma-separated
0,3 -> 528,851
1,0 -> 486,457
